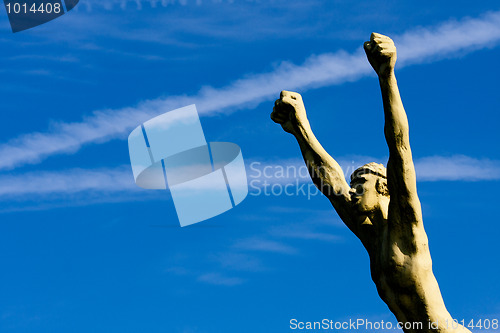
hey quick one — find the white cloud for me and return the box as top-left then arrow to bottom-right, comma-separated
0,155 -> 498,202
396,11 -> 500,66
0,166 -> 135,197
233,237 -> 297,254
269,224 -> 341,242
246,156 -> 380,185
209,252 -> 265,272
250,155 -> 500,184
1,11 -> 500,170
165,266 -> 191,276
76,0 -> 277,12
197,272 -> 244,286
166,264 -> 246,286
415,155 -> 500,181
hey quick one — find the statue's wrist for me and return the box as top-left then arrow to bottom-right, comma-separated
294,122 -> 312,140
378,69 -> 395,81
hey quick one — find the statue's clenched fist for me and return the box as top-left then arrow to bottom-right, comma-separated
271,90 -> 309,136
364,32 -> 397,77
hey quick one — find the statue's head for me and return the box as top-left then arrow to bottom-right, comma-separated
350,162 -> 389,213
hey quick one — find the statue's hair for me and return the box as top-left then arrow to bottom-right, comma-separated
350,162 -> 389,196
350,162 -> 387,181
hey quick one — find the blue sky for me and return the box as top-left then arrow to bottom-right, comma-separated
0,1 -> 499,332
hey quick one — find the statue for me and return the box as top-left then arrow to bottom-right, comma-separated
271,33 -> 470,333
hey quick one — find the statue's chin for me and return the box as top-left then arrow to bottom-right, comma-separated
354,204 -> 378,216
354,206 -> 370,216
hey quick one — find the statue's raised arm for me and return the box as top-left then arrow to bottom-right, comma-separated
364,33 -> 422,227
271,91 -> 357,234
272,33 -> 472,333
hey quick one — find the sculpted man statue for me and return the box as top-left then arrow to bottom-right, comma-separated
271,33 -> 470,333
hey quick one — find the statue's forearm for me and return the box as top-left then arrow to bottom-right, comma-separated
293,123 -> 350,198
379,71 -> 420,202
379,72 -> 410,152
271,90 -> 351,205
293,127 -> 357,230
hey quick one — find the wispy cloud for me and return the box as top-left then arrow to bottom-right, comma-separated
167,265 -> 246,286
165,266 -> 191,276
415,155 -> 500,181
25,0 -> 320,47
209,252 -> 265,272
78,0 -> 201,11
246,156 -> 381,186
233,237 -> 297,255
1,11 -> 500,170
197,272 -> 245,286
0,155 -> 498,202
7,55 -> 80,63
76,0 -> 306,12
250,155 -> 500,184
268,224 -> 341,242
0,166 -> 134,198
172,212 -> 342,286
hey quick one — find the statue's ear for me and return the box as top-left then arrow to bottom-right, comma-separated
376,178 -> 389,196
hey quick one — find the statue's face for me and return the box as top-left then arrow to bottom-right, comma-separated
350,174 -> 381,213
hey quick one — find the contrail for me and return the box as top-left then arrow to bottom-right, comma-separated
0,11 -> 499,170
